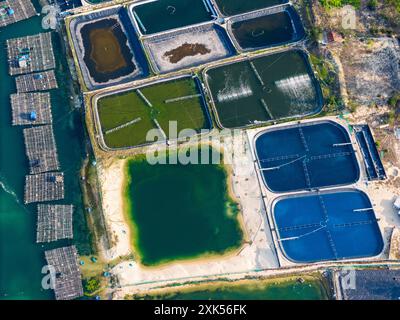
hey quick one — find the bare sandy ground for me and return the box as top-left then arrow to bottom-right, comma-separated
97,159 -> 132,261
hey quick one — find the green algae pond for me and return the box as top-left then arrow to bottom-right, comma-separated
213,0 -> 289,16
123,148 -> 243,266
0,3 -> 91,299
130,0 -> 214,35
204,49 -> 323,128
97,76 -> 211,149
127,275 -> 330,300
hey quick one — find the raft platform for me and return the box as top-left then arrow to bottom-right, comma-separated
15,70 -> 58,92
36,204 -> 73,243
23,125 -> 59,174
10,92 -> 52,126
6,32 -> 55,75
24,172 -> 64,204
0,0 -> 37,28
44,246 -> 83,300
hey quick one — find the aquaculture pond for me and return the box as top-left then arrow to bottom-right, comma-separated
81,18 -> 136,82
97,77 -> 211,149
273,189 -> 384,263
143,24 -> 235,74
205,49 -> 322,128
69,7 -> 149,90
130,0 -> 214,35
229,6 -> 304,51
213,0 -> 289,16
254,120 -> 360,193
0,7 -> 90,299
131,276 -> 330,300
124,149 -> 243,266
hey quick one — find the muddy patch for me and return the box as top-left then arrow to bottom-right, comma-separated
163,43 -> 211,64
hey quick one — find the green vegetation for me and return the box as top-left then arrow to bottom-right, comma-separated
310,26 -> 323,43
319,0 -> 361,9
388,92 -> 400,108
97,78 -> 209,148
388,0 -> 400,12
83,277 -> 101,296
309,54 -> 342,114
387,92 -> 400,125
347,100 -> 359,113
367,0 -> 378,10
124,148 -> 243,266
126,275 -> 330,300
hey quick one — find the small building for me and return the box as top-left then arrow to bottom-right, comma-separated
321,30 -> 344,45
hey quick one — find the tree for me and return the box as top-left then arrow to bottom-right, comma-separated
84,277 -> 101,295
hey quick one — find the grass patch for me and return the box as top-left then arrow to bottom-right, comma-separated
97,77 -> 210,148
319,0 -> 361,9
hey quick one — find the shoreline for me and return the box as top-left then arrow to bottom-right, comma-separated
124,272 -> 331,300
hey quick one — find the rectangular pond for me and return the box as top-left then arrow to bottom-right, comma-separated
227,5 -> 305,52
124,148 -> 243,266
130,0 -> 215,35
353,124 -> 386,181
204,49 -> 323,128
272,189 -> 384,263
254,120 -> 360,193
68,7 -> 149,90
143,23 -> 236,74
96,76 -> 212,149
212,0 -> 289,16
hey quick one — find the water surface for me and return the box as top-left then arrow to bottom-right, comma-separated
0,6 -> 89,299
124,150 -> 243,266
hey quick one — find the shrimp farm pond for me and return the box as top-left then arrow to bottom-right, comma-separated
68,7 -> 149,90
123,148 -> 243,266
205,49 -> 323,128
96,76 -> 211,149
228,5 -> 305,51
130,0 -> 215,35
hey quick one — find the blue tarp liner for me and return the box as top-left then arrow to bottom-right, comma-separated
353,124 -> 386,181
255,120 -> 360,193
273,189 -> 384,263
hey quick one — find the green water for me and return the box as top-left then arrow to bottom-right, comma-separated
214,0 -> 289,16
0,6 -> 89,299
125,150 -> 243,266
231,11 -> 294,50
132,0 -> 213,35
132,278 -> 329,300
205,50 -> 322,128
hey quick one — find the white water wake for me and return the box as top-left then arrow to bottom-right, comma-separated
0,174 -> 24,208
217,71 -> 253,103
275,74 -> 315,109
